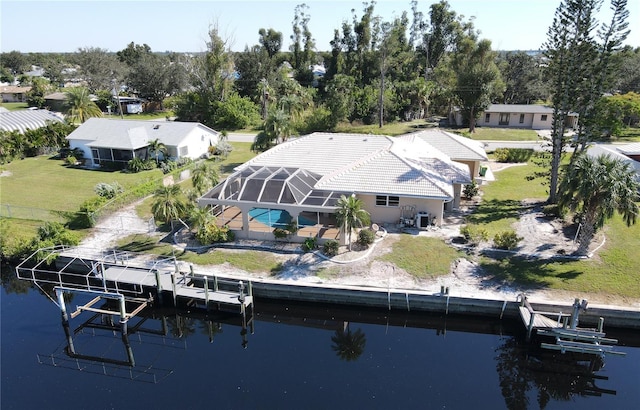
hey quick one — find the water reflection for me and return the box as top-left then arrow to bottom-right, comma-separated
331,323 -> 367,361
495,336 -> 617,409
3,262 -> 637,408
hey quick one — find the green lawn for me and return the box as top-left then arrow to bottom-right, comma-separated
0,155 -> 164,213
333,119 -> 437,136
464,156 -> 640,298
456,127 -> 540,141
115,234 -> 284,274
0,102 -> 28,111
380,236 -> 465,278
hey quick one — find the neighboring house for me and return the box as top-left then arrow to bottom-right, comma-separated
199,133 -> 475,244
617,142 -> 640,162
587,143 -> 640,182
43,92 -> 68,112
399,129 -> 489,180
1,85 -> 31,103
0,109 -> 64,133
66,118 -> 220,168
455,104 -> 579,130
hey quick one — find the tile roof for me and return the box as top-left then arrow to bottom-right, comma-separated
400,129 -> 488,161
617,142 -> 640,155
239,132 -> 392,174
239,132 -> 472,200
0,109 -> 64,133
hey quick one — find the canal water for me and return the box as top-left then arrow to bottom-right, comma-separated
2,267 -> 639,409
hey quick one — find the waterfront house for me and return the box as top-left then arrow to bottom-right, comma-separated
199,132 -> 479,244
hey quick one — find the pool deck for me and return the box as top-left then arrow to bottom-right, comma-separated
216,206 -> 340,240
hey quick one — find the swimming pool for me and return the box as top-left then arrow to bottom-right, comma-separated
248,208 -> 316,228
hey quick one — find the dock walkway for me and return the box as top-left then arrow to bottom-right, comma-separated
16,245 -> 254,315
517,294 -> 625,357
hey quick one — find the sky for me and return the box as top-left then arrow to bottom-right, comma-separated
1,0 -> 639,54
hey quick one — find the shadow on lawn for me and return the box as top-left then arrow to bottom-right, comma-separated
466,199 -> 522,224
478,255 -> 584,289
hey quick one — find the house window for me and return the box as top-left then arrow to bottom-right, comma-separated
484,113 -> 490,123
179,146 -> 188,156
541,114 -> 548,121
376,195 -> 400,207
499,113 -> 510,125
519,114 -> 525,123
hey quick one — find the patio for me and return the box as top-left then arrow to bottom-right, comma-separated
215,206 -> 341,242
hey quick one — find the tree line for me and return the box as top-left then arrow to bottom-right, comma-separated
1,1 -> 638,138
2,0 -> 639,256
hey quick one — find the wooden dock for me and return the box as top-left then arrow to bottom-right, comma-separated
517,294 -> 625,357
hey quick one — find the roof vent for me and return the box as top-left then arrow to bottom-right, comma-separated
153,124 -> 160,129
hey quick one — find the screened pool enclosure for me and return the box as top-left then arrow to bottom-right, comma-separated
199,166 -> 352,243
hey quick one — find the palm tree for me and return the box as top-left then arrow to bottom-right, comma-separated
558,153 -> 640,255
264,109 -> 293,143
64,87 -> 102,124
188,206 -> 216,233
147,138 -> 168,164
191,161 -> 219,195
335,194 -> 370,251
151,184 -> 188,225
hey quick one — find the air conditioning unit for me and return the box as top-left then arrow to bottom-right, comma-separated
415,212 -> 431,230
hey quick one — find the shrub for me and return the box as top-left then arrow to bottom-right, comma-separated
302,237 -> 317,252
459,224 -> 489,245
76,196 -> 108,228
493,230 -> 523,250
214,140 -> 233,157
542,204 -> 564,218
64,155 -> 77,166
273,227 -> 289,239
195,223 -> 235,245
357,229 -> 375,247
160,160 -> 178,174
463,181 -> 479,199
94,182 -> 124,199
127,158 -> 144,173
323,239 -> 339,256
494,148 -> 534,163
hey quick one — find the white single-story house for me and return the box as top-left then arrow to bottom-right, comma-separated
199,132 -> 479,244
399,129 -> 489,180
0,109 -> 64,133
455,104 -> 578,130
66,118 -> 220,168
1,85 -> 31,103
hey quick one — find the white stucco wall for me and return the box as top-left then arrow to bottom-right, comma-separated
174,128 -> 219,160
67,139 -> 96,166
359,194 -> 445,226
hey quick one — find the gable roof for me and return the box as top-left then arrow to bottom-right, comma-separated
66,118 -> 219,149
0,109 -> 64,133
400,129 -> 488,161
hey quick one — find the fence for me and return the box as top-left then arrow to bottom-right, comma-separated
0,204 -> 67,223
